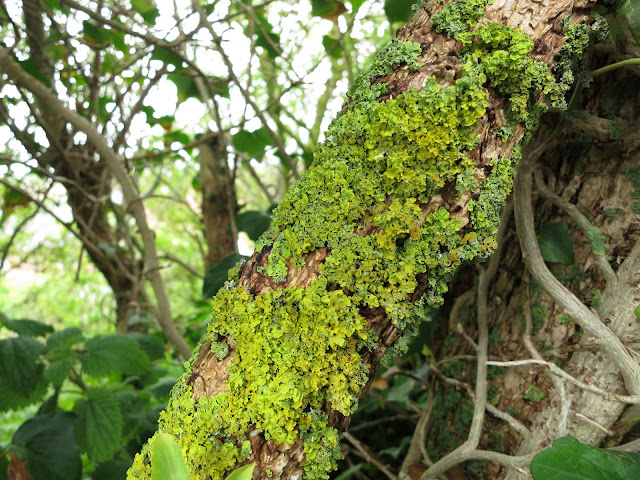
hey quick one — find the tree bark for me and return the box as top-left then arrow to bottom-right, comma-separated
125,1 -> 617,479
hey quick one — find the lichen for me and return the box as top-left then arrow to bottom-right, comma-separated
432,0 -> 493,39
129,3 -> 578,478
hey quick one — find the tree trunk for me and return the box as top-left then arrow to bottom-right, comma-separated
127,1 -> 620,479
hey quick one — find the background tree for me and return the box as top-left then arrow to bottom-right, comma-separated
1,0 -> 640,480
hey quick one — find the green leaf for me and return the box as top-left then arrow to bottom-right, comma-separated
311,0 -> 346,18
80,334 -> 150,377
0,337 -> 45,395
349,0 -> 366,13
226,463 -> 255,480
128,333 -> 166,361
202,254 -> 249,299
232,127 -> 273,159
530,436 -> 640,480
384,0 -> 415,23
11,412 -> 82,480
92,461 -> 129,480
322,35 -> 344,59
536,222 -> 575,264
236,210 -> 272,241
634,304 -> 640,318
151,432 -> 189,480
616,0 -> 640,48
0,318 -> 53,337
131,0 -> 156,15
46,327 -> 83,359
152,47 -> 185,70
0,375 -> 48,412
17,58 -> 51,87
254,13 -> 280,58
74,388 -> 123,462
384,376 -> 414,403
83,21 -> 113,44
167,73 -> 201,103
334,463 -> 365,480
44,354 -> 77,385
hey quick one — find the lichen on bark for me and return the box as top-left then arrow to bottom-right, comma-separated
127,0 -> 600,478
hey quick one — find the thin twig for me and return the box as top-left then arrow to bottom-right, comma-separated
343,432 -> 398,480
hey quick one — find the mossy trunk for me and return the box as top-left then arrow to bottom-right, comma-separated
128,1 -> 603,478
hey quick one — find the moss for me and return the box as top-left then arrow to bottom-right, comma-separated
622,166 -> 640,199
585,226 -> 609,256
524,385 -> 545,403
604,208 -> 619,219
558,314 -> 572,324
592,289 -> 602,310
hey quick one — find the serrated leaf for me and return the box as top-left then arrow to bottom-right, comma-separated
46,327 -> 83,359
226,463 -> 255,480
0,375 -> 48,412
151,432 -> 189,480
74,388 -> 123,462
536,222 -> 575,264
128,333 -> 165,361
0,318 -> 53,337
232,127 -> 273,159
235,210 -> 272,241
44,354 -> 77,385
81,334 -> 150,377
203,253 -> 248,299
92,460 -> 129,480
530,436 -> 640,480
0,337 -> 45,394
11,412 -> 81,480
384,0 -> 414,23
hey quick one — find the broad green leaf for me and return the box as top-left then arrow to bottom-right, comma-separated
164,129 -> 192,145
311,0 -> 347,18
384,0 -> 415,24
530,436 -> 640,480
46,327 -> 83,359
384,376 -> 414,403
131,0 -> 155,15
232,127 -> 273,159
128,333 -> 165,361
0,318 -> 53,337
74,388 -> 123,462
11,412 -> 81,480
226,463 -> 255,480
616,0 -> 640,48
236,210 -> 272,241
634,303 -> 640,318
92,460 -> 129,480
44,354 -> 77,385
152,47 -> 185,70
349,0 -> 366,13
0,375 -> 48,412
83,21 -> 112,44
80,334 -> 150,377
623,463 -> 640,479
536,222 -> 575,264
151,432 -> 189,480
17,58 -> 51,87
255,13 -> 280,58
322,35 -> 344,59
0,337 -> 45,395
211,78 -> 230,98
202,254 -> 249,299
167,73 -> 201,103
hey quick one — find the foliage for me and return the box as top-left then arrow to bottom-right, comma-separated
151,432 -> 189,480
531,436 -> 640,480
0,319 -> 178,480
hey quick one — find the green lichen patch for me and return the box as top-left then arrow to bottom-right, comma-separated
458,23 -> 560,122
129,282 -> 369,480
432,0 -> 492,39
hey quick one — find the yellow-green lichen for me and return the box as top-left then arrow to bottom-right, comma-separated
130,9 -> 572,478
432,0 -> 493,38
